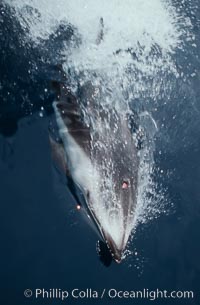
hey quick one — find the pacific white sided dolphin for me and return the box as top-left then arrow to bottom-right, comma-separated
50,78 -> 139,264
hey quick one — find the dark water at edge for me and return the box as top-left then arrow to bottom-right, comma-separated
1,2 -> 200,305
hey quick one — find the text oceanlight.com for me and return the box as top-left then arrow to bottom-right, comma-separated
24,288 -> 194,301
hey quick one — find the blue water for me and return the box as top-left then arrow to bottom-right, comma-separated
0,2 -> 200,305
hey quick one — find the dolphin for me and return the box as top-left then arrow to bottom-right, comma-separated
50,78 -> 139,264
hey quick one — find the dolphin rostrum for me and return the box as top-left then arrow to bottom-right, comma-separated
51,79 -> 139,264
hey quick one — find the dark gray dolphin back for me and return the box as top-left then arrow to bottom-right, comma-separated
54,82 -> 91,155
90,107 -> 139,250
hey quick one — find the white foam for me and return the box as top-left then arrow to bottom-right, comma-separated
6,0 -> 183,47
5,0 -> 190,97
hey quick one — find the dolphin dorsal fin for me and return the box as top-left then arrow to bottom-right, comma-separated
96,17 -> 104,45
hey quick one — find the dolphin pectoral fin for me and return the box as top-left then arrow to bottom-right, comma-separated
49,135 -> 70,176
96,240 -> 112,267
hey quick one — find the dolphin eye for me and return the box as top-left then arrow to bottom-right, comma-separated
122,180 -> 129,189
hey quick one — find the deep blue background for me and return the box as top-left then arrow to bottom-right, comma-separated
0,2 -> 200,305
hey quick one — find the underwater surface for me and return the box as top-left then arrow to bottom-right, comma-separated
0,1 -> 200,304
